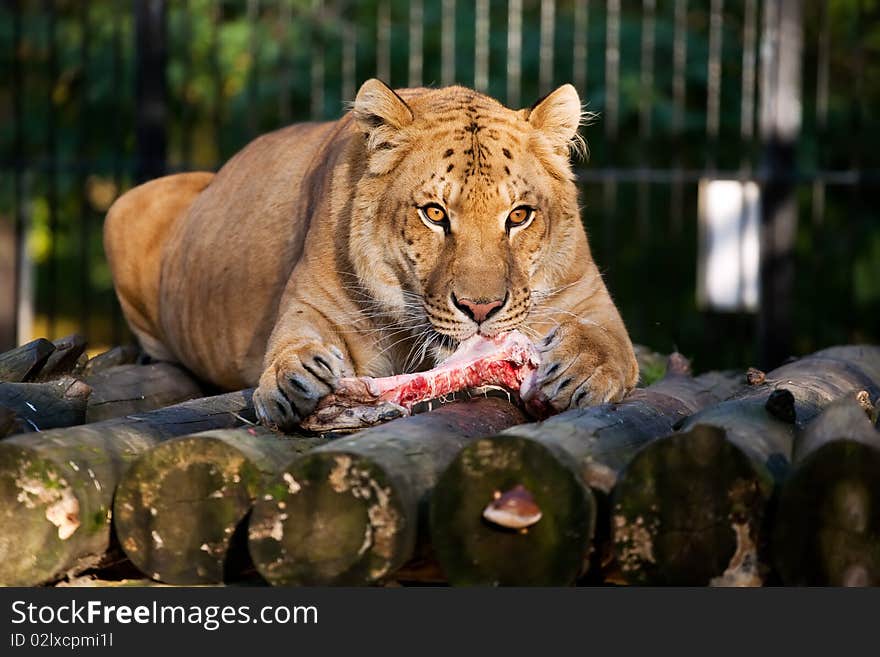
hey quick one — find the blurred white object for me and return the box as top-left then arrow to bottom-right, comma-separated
697,179 -> 761,312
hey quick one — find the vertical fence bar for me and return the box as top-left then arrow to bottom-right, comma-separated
110,3 -> 125,344
603,0 -> 620,281
670,0 -> 687,233
740,0 -> 758,170
45,0 -> 58,338
706,0 -> 723,169
851,1 -> 865,175
180,0 -> 193,167
377,0 -> 390,84
639,0 -> 655,139
78,2 -> 91,338
638,0 -> 655,238
811,1 -> 829,226
310,0 -> 324,119
539,0 -> 555,95
8,0 -> 25,349
342,18 -> 356,102
211,0 -> 223,159
408,0 -> 423,88
671,0 -> 687,135
604,0 -> 620,140
847,2 -> 866,347
475,0 -> 489,92
507,0 -> 522,107
247,0 -> 260,137
738,0 -> 760,355
278,0 -> 292,125
441,0 -> 456,86
572,0 -> 588,96
758,0 -> 802,367
134,0 -> 168,184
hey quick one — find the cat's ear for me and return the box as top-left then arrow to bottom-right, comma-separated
526,84 -> 583,146
352,79 -> 414,133
523,84 -> 588,177
352,79 -> 414,174
524,84 -> 589,163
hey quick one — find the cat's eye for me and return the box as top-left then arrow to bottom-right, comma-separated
423,205 -> 447,223
418,203 -> 450,232
506,206 -> 535,231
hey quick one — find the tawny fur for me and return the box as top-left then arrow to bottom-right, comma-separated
104,80 -> 639,430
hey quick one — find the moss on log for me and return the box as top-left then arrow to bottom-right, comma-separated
0,389 -> 255,586
114,427 -> 326,584
611,345 -> 880,586
0,338 -> 55,382
248,397 -> 525,586
428,355 -> 743,586
83,363 -> 204,423
772,394 -> 880,585
0,377 -> 92,432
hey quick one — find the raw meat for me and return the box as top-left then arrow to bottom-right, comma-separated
301,331 -> 545,432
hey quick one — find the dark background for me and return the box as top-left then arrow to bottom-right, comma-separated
1,0 -> 878,373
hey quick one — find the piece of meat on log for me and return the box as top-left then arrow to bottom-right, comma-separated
301,331 -> 543,432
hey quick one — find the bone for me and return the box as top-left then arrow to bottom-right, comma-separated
300,331 -> 542,432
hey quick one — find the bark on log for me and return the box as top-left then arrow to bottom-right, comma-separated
390,553 -> 448,584
0,377 -> 92,432
80,345 -> 142,376
35,334 -> 88,381
428,355 -> 743,586
57,577 -> 177,588
772,394 -> 880,585
248,397 -> 526,586
83,363 -> 204,423
113,426 -> 326,584
0,389 -> 256,586
611,345 -> 880,586
0,406 -> 32,438
0,338 -> 55,382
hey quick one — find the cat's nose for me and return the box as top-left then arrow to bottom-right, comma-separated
452,293 -> 506,323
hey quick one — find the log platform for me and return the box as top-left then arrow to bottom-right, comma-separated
248,397 -> 526,586
114,426 -> 326,584
428,355 -> 743,586
611,345 -> 880,586
0,389 -> 256,585
0,337 -> 875,588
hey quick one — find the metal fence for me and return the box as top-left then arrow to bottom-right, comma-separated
2,0 -> 878,370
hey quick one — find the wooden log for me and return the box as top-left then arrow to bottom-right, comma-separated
248,397 -> 526,586
57,576 -> 178,588
0,389 -> 255,586
0,406 -> 32,438
35,334 -> 88,380
83,363 -> 204,423
611,345 -> 880,586
428,355 -> 743,586
113,426 -> 326,584
390,553 -> 448,585
80,345 -> 142,376
0,377 -> 92,432
772,394 -> 880,585
0,338 -> 55,382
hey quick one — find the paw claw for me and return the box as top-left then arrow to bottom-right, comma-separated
529,333 -> 632,411
256,342 -> 350,431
